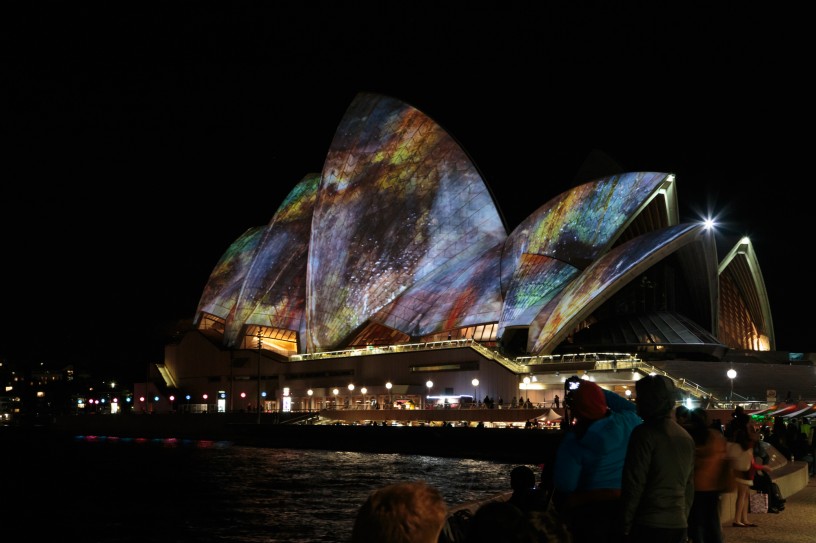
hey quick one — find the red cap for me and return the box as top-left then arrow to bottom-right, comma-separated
573,381 -> 609,421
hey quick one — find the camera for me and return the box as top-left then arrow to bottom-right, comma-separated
564,376 -> 582,411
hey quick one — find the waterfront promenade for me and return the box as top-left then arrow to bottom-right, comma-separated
43,414 -> 565,464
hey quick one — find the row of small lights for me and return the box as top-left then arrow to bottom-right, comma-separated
80,381 -> 462,407
83,368 -> 736,406
317,380 -> 437,400
85,376 -> 546,405
311,379 -> 481,399
84,376 -> 569,405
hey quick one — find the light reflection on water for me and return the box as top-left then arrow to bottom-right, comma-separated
10,435 -> 539,543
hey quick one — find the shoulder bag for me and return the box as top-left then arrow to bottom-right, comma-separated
749,491 -> 768,513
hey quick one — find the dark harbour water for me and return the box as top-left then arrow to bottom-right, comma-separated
5,431 -> 540,543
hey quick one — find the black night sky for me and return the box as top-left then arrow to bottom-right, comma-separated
3,3 -> 812,380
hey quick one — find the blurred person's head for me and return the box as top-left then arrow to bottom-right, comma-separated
351,481 -> 448,543
686,407 -> 711,444
510,465 -> 536,493
733,427 -> 759,450
635,375 -> 676,421
675,405 -> 690,424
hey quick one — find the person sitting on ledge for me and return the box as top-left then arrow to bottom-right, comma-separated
507,465 -> 543,514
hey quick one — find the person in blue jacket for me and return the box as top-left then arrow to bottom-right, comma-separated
552,379 -> 641,543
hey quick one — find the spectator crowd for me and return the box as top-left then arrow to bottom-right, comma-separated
350,379 -> 814,543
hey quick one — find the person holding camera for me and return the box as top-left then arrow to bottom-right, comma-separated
552,379 -> 641,543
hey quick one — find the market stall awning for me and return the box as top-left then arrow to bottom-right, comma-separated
783,404 -> 816,418
766,404 -> 801,417
749,405 -> 778,417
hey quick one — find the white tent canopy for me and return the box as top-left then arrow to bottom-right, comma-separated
536,409 -> 562,422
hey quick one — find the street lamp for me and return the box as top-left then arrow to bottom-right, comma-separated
386,381 -> 392,407
307,389 -> 313,412
348,383 -> 355,409
727,369 -> 737,404
361,387 -> 368,409
426,380 -> 433,409
332,388 -> 339,408
472,378 -> 479,406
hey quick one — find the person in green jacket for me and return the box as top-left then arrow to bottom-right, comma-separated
621,375 -> 695,543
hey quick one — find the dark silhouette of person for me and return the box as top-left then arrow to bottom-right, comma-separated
507,465 -> 540,513
622,375 -> 695,542
685,407 -> 729,543
675,405 -> 690,427
724,405 -> 747,440
791,430 -> 814,475
765,417 -> 792,460
463,500 -> 540,543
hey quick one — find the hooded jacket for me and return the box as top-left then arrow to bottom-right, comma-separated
621,375 -> 695,534
553,386 -> 641,504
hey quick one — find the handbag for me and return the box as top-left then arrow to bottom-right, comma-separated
749,491 -> 768,513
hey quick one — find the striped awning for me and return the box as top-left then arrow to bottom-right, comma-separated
781,404 -> 815,418
749,405 -> 778,417
766,404 -> 801,417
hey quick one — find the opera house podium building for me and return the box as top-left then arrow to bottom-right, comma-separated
155,92 -> 808,423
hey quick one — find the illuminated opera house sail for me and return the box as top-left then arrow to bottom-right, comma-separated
162,92 -> 775,410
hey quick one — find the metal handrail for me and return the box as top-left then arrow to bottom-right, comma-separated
289,339 -> 477,361
287,342 -> 722,404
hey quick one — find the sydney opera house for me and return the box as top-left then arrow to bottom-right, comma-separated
155,92 -> 807,418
